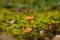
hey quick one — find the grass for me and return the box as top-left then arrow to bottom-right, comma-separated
0,8 -> 60,40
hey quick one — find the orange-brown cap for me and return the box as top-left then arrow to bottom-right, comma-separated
26,16 -> 34,21
24,27 -> 32,33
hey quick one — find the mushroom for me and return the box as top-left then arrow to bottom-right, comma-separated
26,16 -> 34,26
26,16 -> 34,21
24,27 -> 32,33
24,27 -> 32,40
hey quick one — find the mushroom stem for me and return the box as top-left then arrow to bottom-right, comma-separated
27,20 -> 30,40
28,20 -> 30,27
26,33 -> 29,40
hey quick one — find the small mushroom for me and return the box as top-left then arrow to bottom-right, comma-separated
24,27 -> 32,33
26,16 -> 34,26
26,16 -> 34,21
24,27 -> 32,40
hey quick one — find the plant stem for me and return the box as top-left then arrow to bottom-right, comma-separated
26,33 -> 29,40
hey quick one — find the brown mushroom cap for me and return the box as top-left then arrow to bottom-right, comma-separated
26,16 -> 34,21
24,27 -> 32,33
